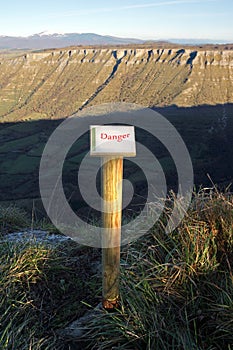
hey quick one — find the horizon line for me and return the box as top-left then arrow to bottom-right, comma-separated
0,32 -> 232,43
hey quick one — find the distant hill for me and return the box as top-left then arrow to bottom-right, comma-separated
0,32 -> 146,49
0,32 -> 231,50
168,38 -> 231,45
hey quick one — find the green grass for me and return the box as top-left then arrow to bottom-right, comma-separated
0,240 -> 101,349
0,205 -> 30,233
0,189 -> 232,349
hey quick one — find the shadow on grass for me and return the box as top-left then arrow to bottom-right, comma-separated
0,103 -> 233,223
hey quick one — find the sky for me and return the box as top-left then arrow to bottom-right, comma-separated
0,0 -> 232,41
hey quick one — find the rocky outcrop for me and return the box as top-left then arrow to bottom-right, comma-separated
0,47 -> 232,121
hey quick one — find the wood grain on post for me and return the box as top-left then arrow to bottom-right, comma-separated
90,125 -> 136,310
102,156 -> 123,309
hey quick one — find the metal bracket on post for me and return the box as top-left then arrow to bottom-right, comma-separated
90,125 -> 136,310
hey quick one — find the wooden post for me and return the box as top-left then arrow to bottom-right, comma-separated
101,156 -> 123,309
90,125 -> 136,310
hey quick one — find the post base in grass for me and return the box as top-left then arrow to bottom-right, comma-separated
102,297 -> 119,310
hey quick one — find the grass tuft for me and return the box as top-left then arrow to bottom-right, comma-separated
0,240 -> 101,349
0,205 -> 30,233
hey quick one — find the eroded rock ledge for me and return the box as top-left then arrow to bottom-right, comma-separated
0,47 -> 232,121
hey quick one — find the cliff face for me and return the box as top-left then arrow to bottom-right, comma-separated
0,47 -> 232,121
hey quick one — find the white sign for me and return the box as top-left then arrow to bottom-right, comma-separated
90,125 -> 136,157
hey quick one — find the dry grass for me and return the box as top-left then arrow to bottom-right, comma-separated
79,189 -> 233,349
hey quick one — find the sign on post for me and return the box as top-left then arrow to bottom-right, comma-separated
90,125 -> 136,309
90,125 -> 136,157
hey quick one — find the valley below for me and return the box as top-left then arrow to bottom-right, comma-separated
0,45 -> 233,215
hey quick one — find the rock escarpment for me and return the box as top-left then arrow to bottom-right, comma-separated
0,47 -> 232,121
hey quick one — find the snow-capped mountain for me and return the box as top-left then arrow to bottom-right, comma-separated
0,32 -> 144,49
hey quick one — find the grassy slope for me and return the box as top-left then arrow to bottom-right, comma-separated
0,190 -> 232,349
